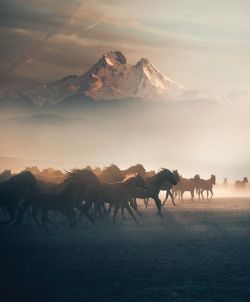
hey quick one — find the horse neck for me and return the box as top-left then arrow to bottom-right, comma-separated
149,172 -> 166,187
122,177 -> 139,190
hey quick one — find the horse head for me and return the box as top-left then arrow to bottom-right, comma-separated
159,168 -> 177,185
243,177 -> 248,183
194,174 -> 200,180
211,174 -> 216,185
172,170 -> 180,182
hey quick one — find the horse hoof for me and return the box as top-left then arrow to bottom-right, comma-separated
156,212 -> 163,218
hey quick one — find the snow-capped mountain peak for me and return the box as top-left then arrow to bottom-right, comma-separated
1,50 -> 185,105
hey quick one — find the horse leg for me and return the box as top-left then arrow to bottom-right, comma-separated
71,210 -> 77,228
181,191 -> 184,201
121,206 -> 126,220
162,191 -> 168,208
190,190 -> 194,201
207,190 -> 209,201
83,202 -> 95,224
131,202 -> 142,217
169,190 -> 176,206
145,197 -> 149,208
112,203 -> 120,224
209,189 -> 213,200
154,196 -> 163,217
123,201 -> 140,225
130,198 -> 142,217
32,206 -> 41,227
201,189 -> 205,200
0,206 -> 16,225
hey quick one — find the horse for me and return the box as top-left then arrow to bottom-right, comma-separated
132,169 -> 178,217
0,171 -> 37,225
235,177 -> 248,190
30,180 -> 92,228
0,170 -> 12,182
174,175 -> 200,201
196,174 -> 216,200
222,178 -> 228,188
160,170 -> 180,208
65,169 -> 105,220
101,174 -> 147,224
121,164 -> 147,179
98,164 -> 123,183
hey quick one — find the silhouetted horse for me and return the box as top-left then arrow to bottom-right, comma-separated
223,178 -> 228,188
160,170 -> 180,208
196,174 -> 216,200
0,170 -> 11,182
30,180 -> 91,228
0,171 -> 37,224
65,169 -> 104,219
101,174 -> 147,224
132,169 -> 178,217
235,177 -> 248,190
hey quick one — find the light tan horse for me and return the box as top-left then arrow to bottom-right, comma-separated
235,177 -> 248,190
174,175 -> 200,201
196,175 -> 216,200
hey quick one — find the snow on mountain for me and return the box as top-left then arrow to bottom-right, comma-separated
1,50 -> 185,106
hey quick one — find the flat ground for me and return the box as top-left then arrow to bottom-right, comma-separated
1,197 -> 250,302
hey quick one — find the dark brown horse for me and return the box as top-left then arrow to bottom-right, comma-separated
0,171 -> 37,224
30,180 -> 91,228
101,174 -> 147,224
132,169 -> 178,217
65,169 -> 104,219
160,170 -> 180,208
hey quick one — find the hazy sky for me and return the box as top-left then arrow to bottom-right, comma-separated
1,0 -> 250,92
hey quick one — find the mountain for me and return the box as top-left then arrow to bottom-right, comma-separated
0,50 -> 184,106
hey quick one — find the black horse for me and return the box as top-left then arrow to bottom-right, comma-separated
30,180 -> 92,228
132,169 -> 178,217
161,170 -> 180,208
0,171 -> 37,224
65,169 -> 105,220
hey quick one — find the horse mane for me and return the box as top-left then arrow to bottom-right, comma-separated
65,168 -> 101,186
98,164 -> 123,183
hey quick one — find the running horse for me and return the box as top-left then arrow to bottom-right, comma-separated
235,177 -> 248,190
101,174 -> 147,224
161,170 -> 180,207
174,175 -> 200,201
0,171 -> 37,225
29,180 -> 93,229
196,174 -> 216,201
132,169 -> 178,217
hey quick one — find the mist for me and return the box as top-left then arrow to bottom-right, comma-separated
0,99 -> 250,180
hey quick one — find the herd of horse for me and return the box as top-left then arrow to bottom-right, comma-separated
0,165 -> 248,229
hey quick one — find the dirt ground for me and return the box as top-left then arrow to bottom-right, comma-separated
1,197 -> 250,302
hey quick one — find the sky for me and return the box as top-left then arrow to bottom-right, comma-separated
0,0 -> 250,93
